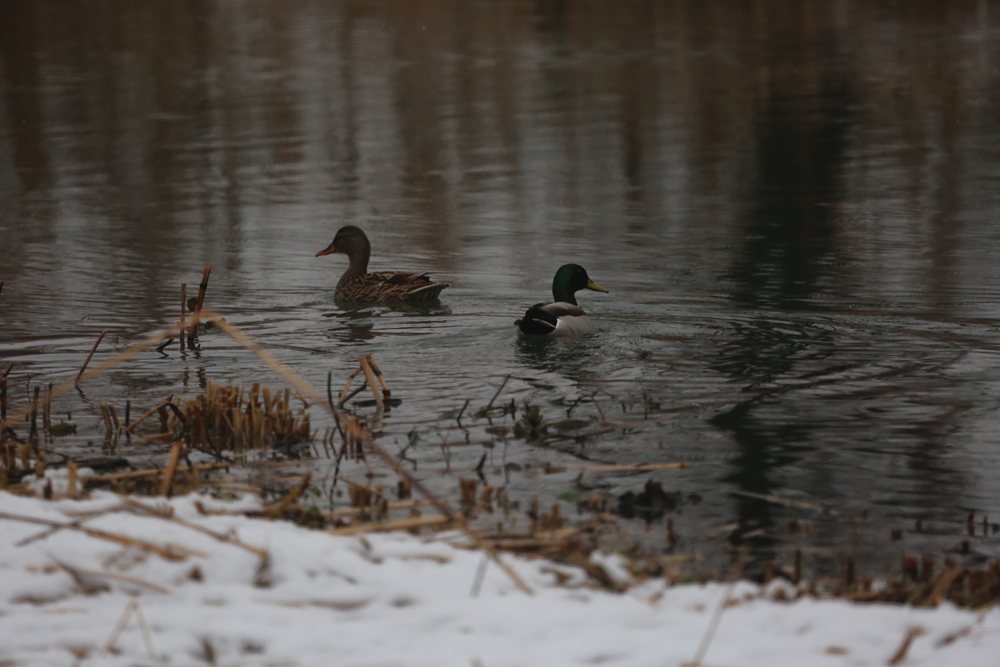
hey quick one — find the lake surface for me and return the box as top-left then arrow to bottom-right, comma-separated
3,0 -> 1000,579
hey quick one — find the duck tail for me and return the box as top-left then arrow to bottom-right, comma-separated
516,304 -> 558,335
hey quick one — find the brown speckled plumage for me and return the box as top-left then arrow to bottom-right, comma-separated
316,226 -> 450,303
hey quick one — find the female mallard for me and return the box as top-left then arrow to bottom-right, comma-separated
515,264 -> 608,337
315,225 -> 450,302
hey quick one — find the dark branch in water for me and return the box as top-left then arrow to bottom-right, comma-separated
487,375 -> 510,410
164,402 -> 186,426
327,371 -> 346,444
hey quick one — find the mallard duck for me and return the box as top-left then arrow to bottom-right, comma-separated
515,264 -> 608,337
315,225 -> 450,302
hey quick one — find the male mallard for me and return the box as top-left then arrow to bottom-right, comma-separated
515,264 -> 608,337
316,225 -> 450,302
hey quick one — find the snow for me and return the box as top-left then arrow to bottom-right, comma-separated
1,491 -> 998,666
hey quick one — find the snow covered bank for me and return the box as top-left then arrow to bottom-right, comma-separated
1,491 -> 998,666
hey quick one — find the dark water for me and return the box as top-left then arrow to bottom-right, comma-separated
3,0 -> 1000,578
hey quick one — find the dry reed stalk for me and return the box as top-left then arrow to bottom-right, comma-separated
265,386 -> 275,415
76,330 -> 107,387
0,511 -> 205,560
0,375 -> 6,422
160,442 -> 184,497
67,461 -> 78,498
920,565 -> 965,607
273,472 -> 311,515
472,535 -> 587,552
30,386 -> 40,436
197,482 -> 262,493
98,403 -> 113,433
43,382 -> 52,431
339,366 -> 365,405
52,558 -> 170,599
168,381 -> 310,450
119,496 -> 269,559
107,404 -> 121,430
85,462 -> 229,484
335,475 -> 377,495
101,600 -> 159,659
365,355 -> 391,399
359,356 -> 384,411
180,283 -> 186,352
187,266 -> 212,342
459,478 -> 478,508
544,462 -> 691,474
326,514 -> 453,536
206,313 -> 534,595
888,627 -> 926,665
324,497 -> 459,518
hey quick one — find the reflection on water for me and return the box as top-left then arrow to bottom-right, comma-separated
3,1 -> 1000,575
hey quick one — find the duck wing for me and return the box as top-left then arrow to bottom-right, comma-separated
516,302 -> 590,336
344,271 -> 450,302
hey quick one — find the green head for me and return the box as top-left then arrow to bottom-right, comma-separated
551,264 -> 609,305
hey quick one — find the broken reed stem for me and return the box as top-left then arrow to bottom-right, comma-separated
360,356 -> 384,411
275,472 -> 311,514
339,366 -> 365,406
87,462 -> 229,484
160,442 -> 183,497
187,266 -> 212,343
119,496 -> 270,559
0,375 -> 6,422
108,404 -> 121,431
0,512 -> 206,560
180,283 -> 186,352
99,403 -> 113,433
207,313 -> 534,596
102,601 -> 160,658
125,400 -> 174,433
132,602 -> 157,658
365,355 -> 391,399
340,380 -> 369,407
76,330 -> 107,387
544,462 -> 691,474
54,559 -> 170,598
